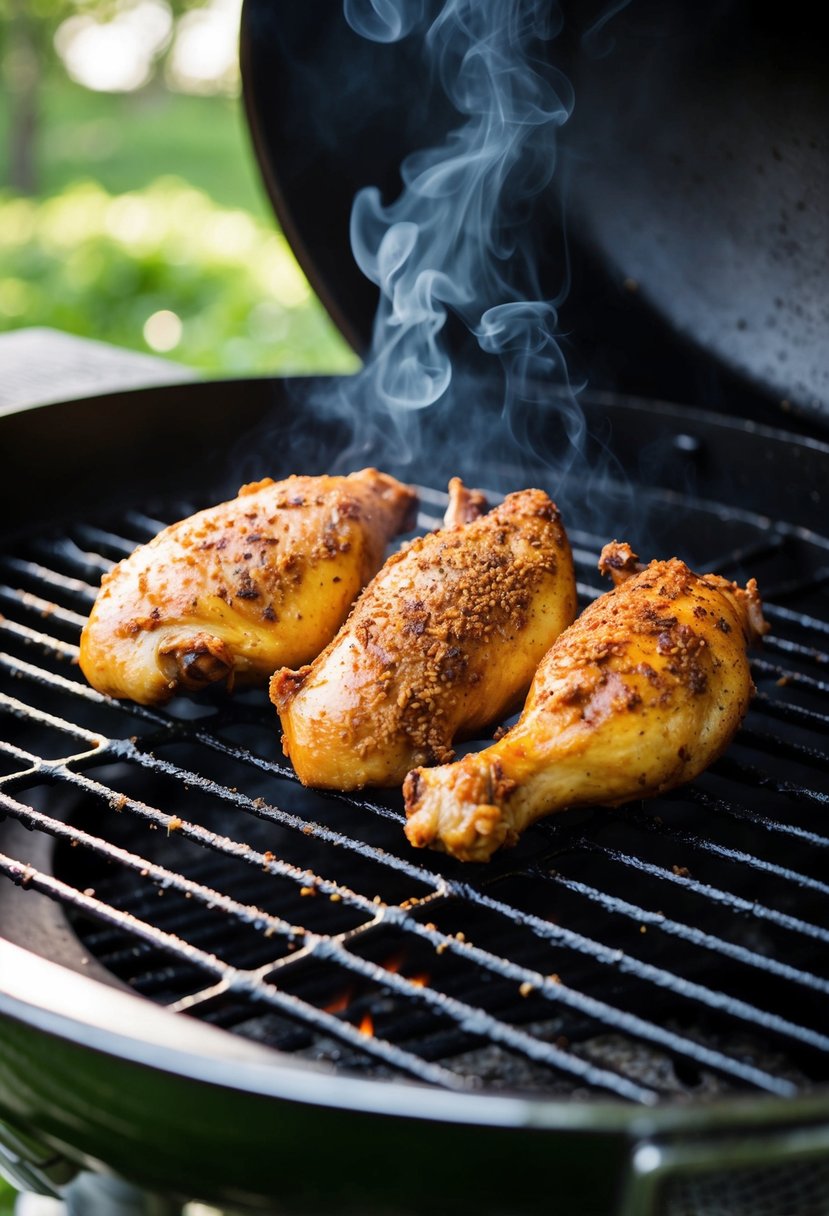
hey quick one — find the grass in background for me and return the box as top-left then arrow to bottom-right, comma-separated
0,76 -> 360,376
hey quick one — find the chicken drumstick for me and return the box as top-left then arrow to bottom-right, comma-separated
79,469 -> 416,705
270,480 -> 577,789
404,542 -> 768,861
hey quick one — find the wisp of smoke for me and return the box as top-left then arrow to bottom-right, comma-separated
304,0 -> 633,538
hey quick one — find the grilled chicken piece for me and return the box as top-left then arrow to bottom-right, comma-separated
270,482 -> 577,789
79,469 -> 417,706
404,542 -> 768,861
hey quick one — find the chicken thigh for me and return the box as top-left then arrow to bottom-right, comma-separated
79,469 -> 416,705
404,542 -> 768,861
270,482 -> 577,789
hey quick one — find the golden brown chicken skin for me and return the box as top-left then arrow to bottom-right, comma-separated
79,469 -> 416,706
404,542 -> 768,862
270,482 -> 577,789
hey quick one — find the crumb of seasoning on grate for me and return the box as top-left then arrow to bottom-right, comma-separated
110,793 -> 128,811
329,892 -> 342,902
166,815 -> 183,836
300,885 -> 316,897
519,981 -> 534,997
548,973 -> 561,985
672,864 -> 691,878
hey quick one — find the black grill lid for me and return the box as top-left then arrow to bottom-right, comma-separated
240,0 -> 829,429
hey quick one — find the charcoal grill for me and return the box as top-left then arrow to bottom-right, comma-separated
2,378 -> 829,1215
4,1 -> 829,1213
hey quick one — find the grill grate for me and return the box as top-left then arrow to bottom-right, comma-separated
2,482 -> 829,1107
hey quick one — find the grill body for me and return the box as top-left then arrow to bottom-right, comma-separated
2,376 -> 829,1213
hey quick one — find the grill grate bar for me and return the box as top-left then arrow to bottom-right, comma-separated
0,649 -> 174,730
680,780 -> 829,843
752,691 -> 829,733
751,657 -> 829,698
189,728 -> 411,827
736,725 -> 829,772
122,510 -> 168,535
0,691 -> 106,761
764,602 -> 829,637
0,617 -> 80,662
118,737 -> 442,883
623,808 -> 829,898
0,585 -> 88,631
570,835 -> 829,946
703,533 -> 786,576
763,634 -> 829,668
0,788 -> 306,943
29,537 -> 114,578
71,523 -> 150,558
0,850 -> 472,1093
0,556 -> 98,602
533,866 -> 829,995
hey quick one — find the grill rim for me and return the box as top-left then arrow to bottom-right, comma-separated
6,937 -> 829,1139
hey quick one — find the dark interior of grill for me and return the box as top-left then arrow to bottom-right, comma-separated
2,378 -> 828,1111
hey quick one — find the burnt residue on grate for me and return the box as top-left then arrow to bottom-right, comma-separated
1,485 -> 829,1105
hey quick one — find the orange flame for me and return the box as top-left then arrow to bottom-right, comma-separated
381,951 -> 406,975
323,988 -> 353,1014
408,973 -> 429,988
359,1013 -> 374,1037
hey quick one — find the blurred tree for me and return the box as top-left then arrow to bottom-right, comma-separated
0,0 -> 210,195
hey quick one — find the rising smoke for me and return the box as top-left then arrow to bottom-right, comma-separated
302,0 -> 633,536
346,0 -> 572,411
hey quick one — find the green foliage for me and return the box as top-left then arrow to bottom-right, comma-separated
0,177 -> 360,375
0,1177 -> 13,1214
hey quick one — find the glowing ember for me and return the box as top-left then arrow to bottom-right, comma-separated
358,1013 -> 374,1037
323,989 -> 353,1014
381,951 -> 405,975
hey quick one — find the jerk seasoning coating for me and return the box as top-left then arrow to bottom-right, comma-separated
79,469 -> 417,705
404,541 -> 768,862
270,480 -> 577,789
